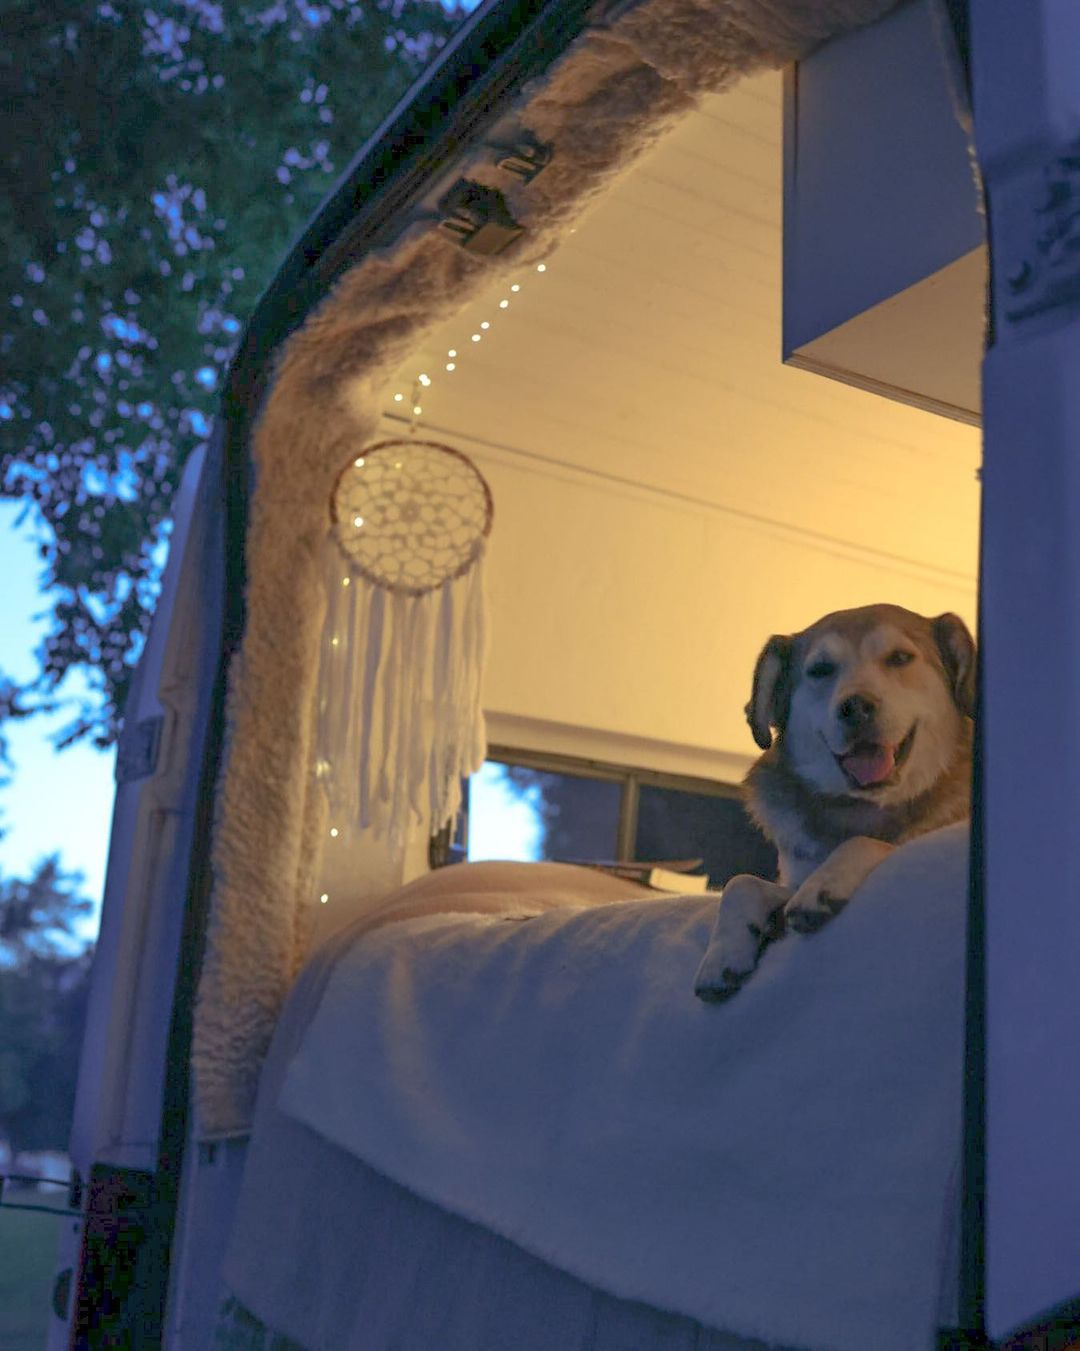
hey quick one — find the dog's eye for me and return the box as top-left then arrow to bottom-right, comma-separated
885,649 -> 914,668
805,660 -> 836,680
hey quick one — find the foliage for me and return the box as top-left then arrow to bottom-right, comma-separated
499,762 -> 626,861
0,858 -> 94,1157
0,0 -> 462,747
0,856 -> 93,963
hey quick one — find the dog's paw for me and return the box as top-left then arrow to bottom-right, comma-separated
783,837 -> 894,935
784,884 -> 848,934
694,875 -> 790,1002
693,929 -> 760,1002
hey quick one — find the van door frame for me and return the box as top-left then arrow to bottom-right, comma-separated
948,1 -> 1080,1347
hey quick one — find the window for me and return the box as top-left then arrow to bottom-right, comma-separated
634,783 -> 777,886
434,747 -> 777,887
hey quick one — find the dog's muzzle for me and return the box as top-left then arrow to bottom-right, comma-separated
836,723 -> 917,790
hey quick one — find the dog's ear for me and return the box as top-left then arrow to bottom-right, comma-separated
932,613 -> 977,717
745,635 -> 794,750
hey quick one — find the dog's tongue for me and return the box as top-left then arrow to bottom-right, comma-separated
841,744 -> 895,787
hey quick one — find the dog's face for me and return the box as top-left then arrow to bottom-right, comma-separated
746,605 -> 975,804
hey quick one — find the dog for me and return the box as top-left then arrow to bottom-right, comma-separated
694,603 -> 975,1001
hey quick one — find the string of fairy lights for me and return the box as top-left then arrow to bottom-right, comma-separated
316,260 -> 551,907
389,264 -> 548,426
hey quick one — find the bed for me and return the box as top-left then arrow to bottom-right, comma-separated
214,825 -> 968,1351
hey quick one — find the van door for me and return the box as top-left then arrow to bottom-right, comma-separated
970,1 -> 1080,1343
49,434 -> 227,1350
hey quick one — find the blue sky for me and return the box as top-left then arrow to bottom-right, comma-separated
0,501 -> 115,926
468,762 -> 543,861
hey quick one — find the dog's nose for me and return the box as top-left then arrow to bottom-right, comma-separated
837,693 -> 878,730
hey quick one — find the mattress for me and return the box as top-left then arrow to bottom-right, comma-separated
215,1130 -> 795,1351
218,848 -> 965,1350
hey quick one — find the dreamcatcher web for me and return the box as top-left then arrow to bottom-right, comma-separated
316,439 -> 493,845
332,440 -> 492,595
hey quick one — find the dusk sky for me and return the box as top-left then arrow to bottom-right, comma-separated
1,501 -> 115,923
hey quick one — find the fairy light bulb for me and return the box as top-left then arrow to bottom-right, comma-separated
536,263 -> 547,273
353,516 -> 364,528
391,271 -> 534,402
320,893 -> 329,904
354,457 -> 365,467
342,576 -> 350,587
329,827 -> 339,838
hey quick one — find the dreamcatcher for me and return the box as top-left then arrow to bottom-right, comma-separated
316,438 -> 494,843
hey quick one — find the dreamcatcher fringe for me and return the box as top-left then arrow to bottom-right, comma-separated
316,536 -> 488,845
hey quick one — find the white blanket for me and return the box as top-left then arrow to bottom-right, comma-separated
279,826 -> 969,1351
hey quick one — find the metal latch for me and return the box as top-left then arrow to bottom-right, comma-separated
496,136 -> 552,184
115,714 -> 164,785
438,180 -> 525,256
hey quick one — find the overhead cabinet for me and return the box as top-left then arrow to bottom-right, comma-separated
783,0 -> 985,423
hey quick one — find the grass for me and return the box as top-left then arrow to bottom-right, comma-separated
0,1198 -> 66,1351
